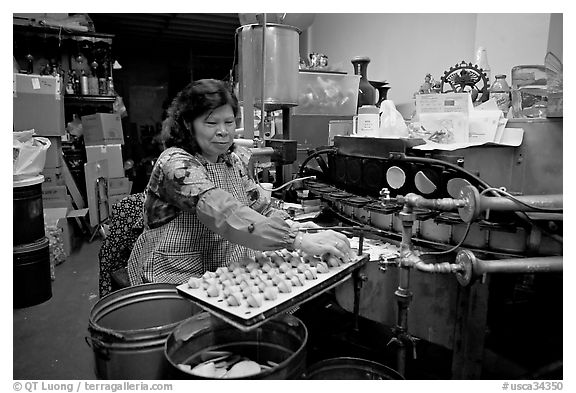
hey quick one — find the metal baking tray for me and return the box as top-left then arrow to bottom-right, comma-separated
177,253 -> 369,332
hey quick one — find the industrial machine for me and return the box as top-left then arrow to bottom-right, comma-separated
232,14 -> 562,380
297,119 -> 562,379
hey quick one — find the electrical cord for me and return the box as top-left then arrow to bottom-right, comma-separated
419,220 -> 473,256
420,186 -> 563,256
255,174 -> 317,192
400,155 -> 492,192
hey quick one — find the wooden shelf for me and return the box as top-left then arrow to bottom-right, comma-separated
13,21 -> 114,44
64,95 -> 116,104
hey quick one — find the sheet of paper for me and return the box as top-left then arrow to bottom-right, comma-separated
494,117 -> 509,143
411,127 -> 524,151
419,112 -> 470,143
415,93 -> 470,115
416,93 -> 471,144
468,109 -> 501,144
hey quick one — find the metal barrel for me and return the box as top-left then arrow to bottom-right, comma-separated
305,357 -> 405,380
13,237 -> 52,308
164,312 -> 308,379
87,283 -> 202,379
13,176 -> 45,246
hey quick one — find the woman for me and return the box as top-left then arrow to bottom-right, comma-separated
128,79 -> 352,285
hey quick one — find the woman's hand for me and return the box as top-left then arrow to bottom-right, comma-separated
297,230 -> 354,262
298,221 -> 321,230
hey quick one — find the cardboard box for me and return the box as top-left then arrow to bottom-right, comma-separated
43,195 -> 72,209
13,73 -> 65,136
42,185 -> 68,200
108,177 -> 131,196
43,206 -> 87,257
109,193 -> 130,206
44,136 -> 63,168
85,144 -> 125,178
42,166 -> 65,186
82,113 -> 124,146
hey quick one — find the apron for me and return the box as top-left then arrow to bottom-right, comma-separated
128,159 -> 254,285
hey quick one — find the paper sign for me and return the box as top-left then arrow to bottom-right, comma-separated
31,77 -> 41,90
415,93 -> 470,115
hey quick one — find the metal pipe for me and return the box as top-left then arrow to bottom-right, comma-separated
480,194 -> 563,212
398,193 -> 467,211
475,256 -> 562,274
414,261 -> 462,274
392,209 -> 415,377
260,13 -> 267,138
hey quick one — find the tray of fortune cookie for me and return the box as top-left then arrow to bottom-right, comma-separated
176,248 -> 369,331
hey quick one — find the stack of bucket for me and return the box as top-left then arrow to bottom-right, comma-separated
13,174 -> 52,308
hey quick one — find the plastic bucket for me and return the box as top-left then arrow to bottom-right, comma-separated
87,283 -> 202,380
13,237 -> 52,308
13,175 -> 45,246
305,357 -> 404,380
164,312 -> 308,379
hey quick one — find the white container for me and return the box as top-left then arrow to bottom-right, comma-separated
354,105 -> 380,137
259,183 -> 273,203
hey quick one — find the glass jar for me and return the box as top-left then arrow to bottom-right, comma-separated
511,65 -> 547,118
490,75 -> 511,115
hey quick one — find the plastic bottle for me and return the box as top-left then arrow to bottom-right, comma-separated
80,70 -> 89,95
490,75 -> 511,115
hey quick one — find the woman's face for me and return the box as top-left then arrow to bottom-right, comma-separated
192,104 -> 236,162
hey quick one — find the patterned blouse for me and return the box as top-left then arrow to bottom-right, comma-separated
143,146 -> 294,249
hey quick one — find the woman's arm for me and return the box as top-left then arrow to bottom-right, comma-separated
154,149 -> 296,250
196,188 -> 296,250
156,149 -> 354,260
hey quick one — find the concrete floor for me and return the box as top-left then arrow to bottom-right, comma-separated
13,239 -> 102,380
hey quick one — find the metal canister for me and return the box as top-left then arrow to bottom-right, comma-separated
80,75 -> 89,95
237,23 -> 301,109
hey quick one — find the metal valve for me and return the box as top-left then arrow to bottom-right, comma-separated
378,257 -> 399,273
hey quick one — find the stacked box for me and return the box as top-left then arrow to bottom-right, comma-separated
85,145 -> 125,178
42,184 -> 69,208
43,136 -> 62,168
42,167 -> 65,187
81,113 -> 124,146
41,135 -> 65,189
13,74 -> 65,136
107,177 -> 132,206
108,193 -> 131,206
108,177 -> 131,195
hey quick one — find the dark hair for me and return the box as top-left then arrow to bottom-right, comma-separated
161,79 -> 238,155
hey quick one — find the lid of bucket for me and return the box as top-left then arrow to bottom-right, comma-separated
13,174 -> 44,188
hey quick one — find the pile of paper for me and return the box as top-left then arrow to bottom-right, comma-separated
412,93 -> 522,151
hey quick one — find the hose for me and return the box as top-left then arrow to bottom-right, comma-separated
255,175 -> 317,192
297,148 -> 336,178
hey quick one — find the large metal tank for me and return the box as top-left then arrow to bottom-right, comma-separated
237,23 -> 301,110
